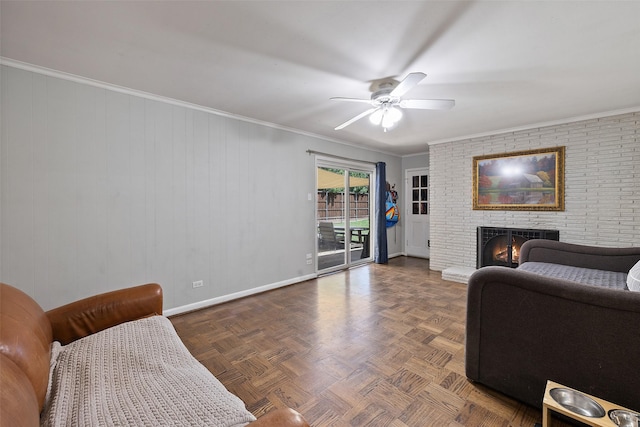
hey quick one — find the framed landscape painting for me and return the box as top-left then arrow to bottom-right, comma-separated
473,146 -> 565,211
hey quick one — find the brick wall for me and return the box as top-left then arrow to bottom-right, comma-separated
429,111 -> 640,271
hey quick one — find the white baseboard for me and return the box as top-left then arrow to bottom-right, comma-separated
164,254 -> 407,316
163,273 -> 317,317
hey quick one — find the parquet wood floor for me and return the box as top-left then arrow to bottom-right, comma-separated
170,257 -> 573,427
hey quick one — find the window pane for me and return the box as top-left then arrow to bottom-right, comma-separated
421,189 -> 428,201
421,202 -> 428,214
421,175 -> 428,187
412,176 -> 419,188
413,203 -> 419,214
412,189 -> 419,201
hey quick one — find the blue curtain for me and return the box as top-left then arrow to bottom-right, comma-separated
374,162 -> 388,263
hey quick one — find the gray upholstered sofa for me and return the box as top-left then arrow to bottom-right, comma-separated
465,239 -> 640,410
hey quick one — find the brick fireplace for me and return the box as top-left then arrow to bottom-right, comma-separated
477,226 -> 559,268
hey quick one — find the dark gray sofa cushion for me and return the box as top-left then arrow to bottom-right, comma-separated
518,261 -> 628,290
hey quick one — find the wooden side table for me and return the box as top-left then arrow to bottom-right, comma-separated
542,380 -> 638,427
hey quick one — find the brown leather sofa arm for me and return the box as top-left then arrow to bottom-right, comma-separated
247,408 -> 310,427
0,354 -> 41,427
46,283 -> 163,345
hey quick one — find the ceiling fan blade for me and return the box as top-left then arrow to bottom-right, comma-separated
335,107 -> 378,130
330,97 -> 373,104
389,72 -> 426,98
399,99 -> 455,110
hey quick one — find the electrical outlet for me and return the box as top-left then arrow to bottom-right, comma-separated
192,280 -> 204,288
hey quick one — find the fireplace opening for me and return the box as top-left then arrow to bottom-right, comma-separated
482,235 -> 528,267
477,227 -> 559,268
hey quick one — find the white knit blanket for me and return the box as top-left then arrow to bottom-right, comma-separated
41,316 -> 256,427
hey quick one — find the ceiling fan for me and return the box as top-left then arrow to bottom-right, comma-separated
331,72 -> 455,132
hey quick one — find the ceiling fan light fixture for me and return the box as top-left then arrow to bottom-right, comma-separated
332,72 -> 454,131
370,105 -> 403,131
386,106 -> 403,123
369,108 -> 384,125
381,115 -> 398,131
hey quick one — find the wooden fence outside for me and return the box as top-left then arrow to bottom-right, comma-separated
317,191 -> 369,221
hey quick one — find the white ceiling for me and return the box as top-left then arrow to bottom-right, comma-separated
2,1 -> 639,156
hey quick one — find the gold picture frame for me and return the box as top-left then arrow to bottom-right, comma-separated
473,146 -> 565,211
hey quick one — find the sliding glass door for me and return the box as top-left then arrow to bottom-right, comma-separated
316,160 -> 373,273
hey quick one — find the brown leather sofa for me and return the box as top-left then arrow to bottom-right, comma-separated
0,282 -> 309,427
466,239 -> 640,411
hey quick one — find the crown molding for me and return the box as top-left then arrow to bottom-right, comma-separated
426,107 -> 640,146
0,57 -> 401,158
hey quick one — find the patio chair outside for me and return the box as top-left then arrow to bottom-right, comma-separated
318,222 -> 345,251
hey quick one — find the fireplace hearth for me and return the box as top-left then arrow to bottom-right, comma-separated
477,226 -> 559,268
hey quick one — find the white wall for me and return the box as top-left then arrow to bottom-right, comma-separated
402,153 -> 428,171
0,64 -> 403,311
429,111 -> 640,271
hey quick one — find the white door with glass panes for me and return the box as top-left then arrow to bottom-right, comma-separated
405,168 -> 430,258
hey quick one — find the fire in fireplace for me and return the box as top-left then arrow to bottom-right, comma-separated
477,227 -> 559,268
483,234 -> 528,267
